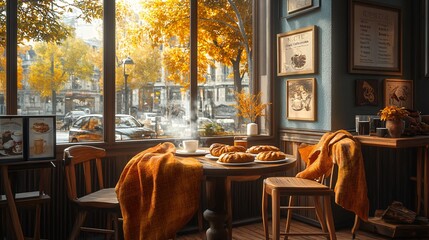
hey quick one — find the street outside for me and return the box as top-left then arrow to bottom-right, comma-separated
56,130 -> 69,143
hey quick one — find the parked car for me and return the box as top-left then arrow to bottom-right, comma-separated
64,110 -> 86,124
142,112 -> 158,122
61,110 -> 86,130
68,114 -> 155,142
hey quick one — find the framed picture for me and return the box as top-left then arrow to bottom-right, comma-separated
355,79 -> 379,106
0,116 -> 24,162
349,1 -> 402,75
287,78 -> 316,121
383,79 -> 413,109
277,25 -> 317,76
26,116 -> 56,160
283,0 -> 320,18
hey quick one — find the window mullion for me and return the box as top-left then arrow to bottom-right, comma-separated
190,0 -> 198,138
6,0 -> 18,115
104,0 -> 116,143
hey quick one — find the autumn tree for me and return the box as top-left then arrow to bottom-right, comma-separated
0,46 -> 25,92
27,37 -> 95,114
141,0 -> 252,93
115,0 -> 163,112
0,1 -> 103,47
141,1 -> 213,88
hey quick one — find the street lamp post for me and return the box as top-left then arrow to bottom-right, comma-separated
123,56 -> 134,114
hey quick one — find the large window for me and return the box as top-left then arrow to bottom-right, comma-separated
3,0 -> 270,143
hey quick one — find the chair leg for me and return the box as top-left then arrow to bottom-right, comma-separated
323,195 -> 336,240
69,210 -> 87,240
351,214 -> 360,239
283,196 -> 294,240
226,178 -> 233,240
113,213 -> 119,240
262,183 -> 269,240
314,196 -> 328,234
272,189 -> 280,240
33,204 -> 41,240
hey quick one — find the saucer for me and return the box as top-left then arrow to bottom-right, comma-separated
176,149 -> 208,156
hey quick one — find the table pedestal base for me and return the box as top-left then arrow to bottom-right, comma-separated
203,209 -> 227,240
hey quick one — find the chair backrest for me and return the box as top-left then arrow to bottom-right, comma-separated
63,145 -> 106,201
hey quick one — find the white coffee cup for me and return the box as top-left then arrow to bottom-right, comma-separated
180,140 -> 199,153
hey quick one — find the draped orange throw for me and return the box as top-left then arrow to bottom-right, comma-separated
297,130 -> 369,221
115,142 -> 203,240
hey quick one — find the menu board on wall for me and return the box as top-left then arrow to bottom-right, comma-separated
349,1 -> 402,75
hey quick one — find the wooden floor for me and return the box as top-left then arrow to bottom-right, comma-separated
176,219 -> 392,240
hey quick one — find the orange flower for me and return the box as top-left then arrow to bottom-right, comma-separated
378,105 -> 409,121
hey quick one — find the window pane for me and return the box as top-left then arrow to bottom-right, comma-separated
116,0 -> 192,139
17,0 -> 104,143
197,0 -> 253,136
257,0 -> 271,135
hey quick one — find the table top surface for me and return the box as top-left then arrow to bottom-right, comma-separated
176,153 -> 296,177
355,134 -> 429,148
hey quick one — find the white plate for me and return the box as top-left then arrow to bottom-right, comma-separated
254,158 -> 291,164
216,160 -> 255,166
176,149 -> 208,156
204,154 -> 219,160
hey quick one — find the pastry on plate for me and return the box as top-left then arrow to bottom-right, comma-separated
255,151 -> 287,161
218,152 -> 254,163
209,143 -> 246,157
246,145 -> 279,154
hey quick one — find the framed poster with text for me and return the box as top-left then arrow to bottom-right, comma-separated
349,1 -> 402,75
277,25 -> 317,76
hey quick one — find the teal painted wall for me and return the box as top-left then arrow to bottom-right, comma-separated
278,0 -> 415,131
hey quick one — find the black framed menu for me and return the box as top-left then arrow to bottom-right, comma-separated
349,1 -> 402,75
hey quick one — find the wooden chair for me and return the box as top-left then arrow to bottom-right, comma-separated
63,145 -> 120,240
262,173 -> 336,240
262,159 -> 361,240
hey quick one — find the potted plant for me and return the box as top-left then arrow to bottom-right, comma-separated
378,105 -> 409,138
232,91 -> 271,136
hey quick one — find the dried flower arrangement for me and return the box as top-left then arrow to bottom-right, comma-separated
232,90 -> 271,122
378,105 -> 409,121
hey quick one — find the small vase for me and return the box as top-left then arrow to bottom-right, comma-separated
385,119 -> 405,138
247,123 -> 258,136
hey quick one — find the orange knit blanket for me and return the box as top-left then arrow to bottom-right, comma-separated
115,142 -> 203,240
297,130 -> 369,221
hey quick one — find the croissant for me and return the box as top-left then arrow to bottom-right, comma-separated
209,143 -> 246,157
256,151 -> 287,161
246,145 -> 280,154
218,152 -> 255,163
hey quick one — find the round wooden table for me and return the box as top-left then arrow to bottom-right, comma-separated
193,155 -> 297,240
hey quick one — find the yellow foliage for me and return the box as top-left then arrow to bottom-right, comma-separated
232,90 -> 271,122
378,105 -> 409,121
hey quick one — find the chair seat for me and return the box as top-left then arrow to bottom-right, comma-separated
264,177 -> 333,195
76,188 -> 119,208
